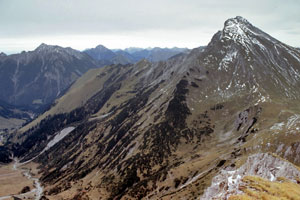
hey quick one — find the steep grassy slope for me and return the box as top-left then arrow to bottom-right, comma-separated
229,176 -> 300,200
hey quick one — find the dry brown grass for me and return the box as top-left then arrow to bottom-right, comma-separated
0,164 -> 34,196
229,176 -> 300,200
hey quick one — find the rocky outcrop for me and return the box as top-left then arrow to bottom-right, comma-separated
201,153 -> 300,199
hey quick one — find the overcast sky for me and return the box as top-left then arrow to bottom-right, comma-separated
0,0 -> 299,54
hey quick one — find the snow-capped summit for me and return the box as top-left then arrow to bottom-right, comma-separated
200,16 -> 300,102
220,16 -> 284,53
222,16 -> 253,44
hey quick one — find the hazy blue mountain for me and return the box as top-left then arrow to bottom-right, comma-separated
86,45 -> 190,64
84,45 -> 132,65
0,43 -> 98,111
84,45 -> 115,61
123,47 -> 145,54
125,47 -> 190,62
0,52 -> 7,57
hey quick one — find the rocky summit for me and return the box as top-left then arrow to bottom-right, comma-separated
2,16 -> 300,199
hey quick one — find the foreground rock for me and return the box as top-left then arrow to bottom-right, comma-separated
202,153 -> 300,199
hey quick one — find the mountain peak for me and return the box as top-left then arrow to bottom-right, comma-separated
223,16 -> 252,31
36,43 -> 50,49
95,44 -> 109,50
0,52 -> 7,57
226,16 -> 250,25
35,43 -> 60,52
222,16 -> 254,44
218,16 -> 281,52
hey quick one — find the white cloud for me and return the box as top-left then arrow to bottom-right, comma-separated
0,0 -> 299,53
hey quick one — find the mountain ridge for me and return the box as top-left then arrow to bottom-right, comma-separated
1,16 -> 300,199
0,43 -> 99,134
84,45 -> 190,64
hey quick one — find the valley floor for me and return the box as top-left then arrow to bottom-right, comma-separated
0,161 -> 42,200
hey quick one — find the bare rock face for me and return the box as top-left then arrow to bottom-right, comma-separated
20,186 -> 30,194
201,153 -> 300,199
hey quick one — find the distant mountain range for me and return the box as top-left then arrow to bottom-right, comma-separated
0,44 -> 190,134
0,44 -> 189,114
84,45 -> 190,64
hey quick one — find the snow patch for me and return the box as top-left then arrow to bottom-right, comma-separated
270,122 -> 285,130
252,38 -> 266,51
0,196 -> 12,200
43,127 -> 75,153
218,51 -> 237,71
287,114 -> 300,129
223,17 -> 252,49
91,112 -> 112,120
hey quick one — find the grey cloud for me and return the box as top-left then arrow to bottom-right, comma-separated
0,0 -> 299,52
